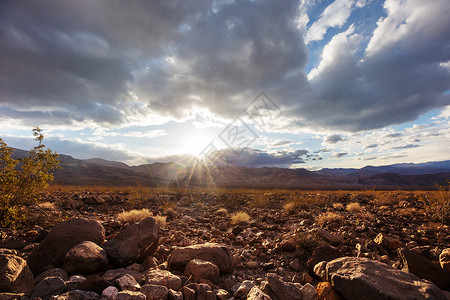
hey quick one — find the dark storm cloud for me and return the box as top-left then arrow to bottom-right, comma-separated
210,148 -> 309,168
1,0 -> 449,132
324,134 -> 345,144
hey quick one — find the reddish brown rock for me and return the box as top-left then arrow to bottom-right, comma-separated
103,217 -> 159,267
168,243 -> 233,273
63,241 -> 108,274
28,218 -> 105,275
307,245 -> 342,273
0,253 -> 34,295
184,259 -> 220,283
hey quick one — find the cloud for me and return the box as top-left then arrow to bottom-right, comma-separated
331,152 -> 348,158
385,133 -> 402,138
392,144 -> 421,150
364,143 -> 378,149
206,147 -> 310,168
324,134 -> 345,144
0,0 -> 448,134
270,139 -> 293,147
305,0 -> 354,44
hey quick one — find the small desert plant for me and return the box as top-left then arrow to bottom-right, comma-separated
346,202 -> 361,212
422,185 -> 449,225
230,211 -> 251,225
333,203 -> 344,210
217,208 -> 228,216
283,202 -> 297,214
294,231 -> 325,254
164,207 -> 177,220
38,202 -> 57,210
316,212 -> 343,227
0,127 -> 60,227
117,209 -> 153,223
154,215 -> 167,227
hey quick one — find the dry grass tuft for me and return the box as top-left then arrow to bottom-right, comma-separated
164,207 -> 177,220
283,202 -> 297,214
217,208 -> 228,216
333,203 -> 344,210
346,202 -> 362,212
230,211 -> 251,225
316,212 -> 343,227
294,231 -> 325,253
117,209 -> 153,223
38,202 -> 57,210
154,215 -> 167,227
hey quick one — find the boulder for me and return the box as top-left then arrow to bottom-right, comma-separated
307,245 -> 342,273
140,284 -> 169,300
247,287 -> 272,300
326,257 -> 446,300
398,248 -> 450,290
440,248 -> 450,272
184,259 -> 220,283
64,241 -> 108,275
168,243 -> 233,273
263,273 -> 302,300
32,276 -> 66,300
65,275 -> 86,291
145,269 -> 181,291
103,217 -> 159,266
28,218 -> 105,275
0,253 -> 34,295
78,275 -> 111,295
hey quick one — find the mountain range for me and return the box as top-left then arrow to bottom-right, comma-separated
11,148 -> 450,189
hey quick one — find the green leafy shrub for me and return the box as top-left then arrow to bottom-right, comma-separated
0,127 -> 60,227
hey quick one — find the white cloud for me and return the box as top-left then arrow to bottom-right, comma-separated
305,0 -> 354,44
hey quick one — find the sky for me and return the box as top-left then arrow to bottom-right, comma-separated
0,0 -> 449,169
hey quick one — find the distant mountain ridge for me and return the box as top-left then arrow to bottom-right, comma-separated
9,148 -> 450,189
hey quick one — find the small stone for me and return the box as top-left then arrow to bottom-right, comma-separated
300,283 -> 318,300
439,248 -> 450,272
289,258 -> 302,271
0,292 -> 25,300
316,282 -> 342,300
101,286 -> 119,300
145,269 -> 181,291
374,233 -> 400,251
314,261 -> 328,281
247,286 -> 271,300
116,290 -> 146,300
301,273 -> 313,284
246,261 -> 259,269
168,289 -> 183,300
215,289 -> 230,300
184,259 -> 220,283
233,280 -> 255,299
32,276 -> 66,300
115,274 -> 140,291
65,275 -> 86,291
140,284 -> 168,300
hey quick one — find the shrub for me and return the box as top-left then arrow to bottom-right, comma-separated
294,231 -> 325,254
332,203 -> 344,210
0,127 -> 60,227
283,202 -> 297,214
154,215 -> 167,227
217,208 -> 228,216
422,185 -> 449,225
346,202 -> 361,212
117,209 -> 153,223
230,211 -> 251,225
164,207 -> 177,220
316,212 -> 343,227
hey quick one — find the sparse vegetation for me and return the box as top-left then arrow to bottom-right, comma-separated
421,184 -> 449,225
217,208 -> 228,216
346,202 -> 361,212
294,231 -> 325,253
283,202 -> 297,214
316,211 -> 343,227
333,203 -> 344,210
230,211 -> 251,225
154,215 -> 167,227
117,209 -> 153,223
0,127 -> 60,227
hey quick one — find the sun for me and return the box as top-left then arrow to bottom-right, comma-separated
180,133 -> 212,157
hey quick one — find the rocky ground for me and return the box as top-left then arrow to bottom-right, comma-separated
1,188 -> 449,299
